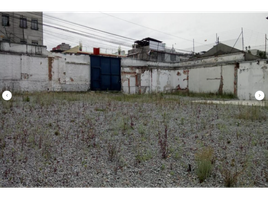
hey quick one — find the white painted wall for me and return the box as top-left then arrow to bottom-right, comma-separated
21,56 -> 48,81
0,54 -> 49,91
63,63 -> 90,91
237,60 -> 268,100
121,67 -> 188,94
0,52 -> 91,92
0,54 -> 21,80
140,70 -> 151,94
122,53 -> 244,68
180,53 -> 244,67
1,50 -> 267,101
189,66 -> 221,93
222,64 -> 235,94
189,65 -> 235,94
0,42 -> 48,56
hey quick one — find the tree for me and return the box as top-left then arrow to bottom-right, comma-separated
257,50 -> 267,59
118,46 -> 121,55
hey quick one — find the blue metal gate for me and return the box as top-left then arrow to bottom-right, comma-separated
90,55 -> 121,91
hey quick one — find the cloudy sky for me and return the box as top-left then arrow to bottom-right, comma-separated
43,12 -> 268,54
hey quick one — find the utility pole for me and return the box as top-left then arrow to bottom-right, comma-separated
265,34 -> 267,54
193,39 -> 195,54
241,28 -> 244,51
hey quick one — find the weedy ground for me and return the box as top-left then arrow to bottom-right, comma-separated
0,91 -> 268,187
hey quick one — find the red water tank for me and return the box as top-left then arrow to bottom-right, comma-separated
93,48 -> 100,55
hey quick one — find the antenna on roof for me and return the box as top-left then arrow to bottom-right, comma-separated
216,33 -> 219,45
193,39 -> 195,54
79,41 -> 82,51
241,28 -> 244,51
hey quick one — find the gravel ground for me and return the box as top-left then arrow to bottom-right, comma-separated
1,92 -> 268,187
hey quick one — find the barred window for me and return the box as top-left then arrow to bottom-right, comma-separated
31,19 -> 38,30
20,17 -> 27,28
2,14 -> 9,26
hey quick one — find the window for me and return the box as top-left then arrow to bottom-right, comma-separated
2,38 -> 10,42
20,17 -> 27,28
31,19 -> 38,30
2,14 -> 9,26
32,40 -> 38,45
20,39 -> 27,44
170,54 -> 176,62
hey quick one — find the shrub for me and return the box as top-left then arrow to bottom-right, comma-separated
138,124 -> 145,135
23,96 -> 30,102
220,162 -> 248,187
135,150 -> 152,164
221,168 -> 239,187
107,142 -> 118,162
195,146 -> 214,183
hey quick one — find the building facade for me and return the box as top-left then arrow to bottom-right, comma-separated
0,12 -> 43,45
127,37 -> 190,62
51,43 -> 71,52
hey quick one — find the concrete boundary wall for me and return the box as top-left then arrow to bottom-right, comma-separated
0,53 -> 49,91
237,60 -> 268,100
0,42 -> 48,56
1,50 -> 268,100
121,66 -> 188,94
0,53 -> 90,92
188,65 -> 235,95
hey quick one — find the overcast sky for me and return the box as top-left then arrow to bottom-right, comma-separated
43,12 -> 268,54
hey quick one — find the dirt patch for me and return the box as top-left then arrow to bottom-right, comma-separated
0,92 -> 268,187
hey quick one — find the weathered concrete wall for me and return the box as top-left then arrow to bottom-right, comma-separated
180,53 -> 244,67
189,65 -> 235,94
62,63 -> 90,91
121,56 -> 239,95
46,54 -> 91,91
0,42 -> 48,56
237,60 -> 268,100
0,53 -> 49,91
175,69 -> 188,91
121,67 -> 188,94
0,54 -> 21,80
222,64 -> 235,94
122,53 -> 244,68
1,50 -> 267,101
0,52 -> 90,92
122,57 -> 181,68
189,66 -> 222,93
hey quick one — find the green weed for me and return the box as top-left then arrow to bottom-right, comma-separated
107,142 -> 119,162
138,124 -> 145,135
135,150 -> 152,163
23,96 -> 30,102
94,107 -> 106,112
195,146 -> 214,183
236,106 -> 266,121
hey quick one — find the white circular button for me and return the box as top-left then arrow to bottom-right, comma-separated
2,91 -> 12,101
255,90 -> 265,101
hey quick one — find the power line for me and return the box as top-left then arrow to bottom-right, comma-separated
229,31 -> 243,53
100,12 -> 211,47
0,12 -> 135,50
43,23 -> 132,48
17,12 -> 138,44
43,13 -> 137,41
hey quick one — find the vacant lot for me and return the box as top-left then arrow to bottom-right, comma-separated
1,92 -> 268,187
